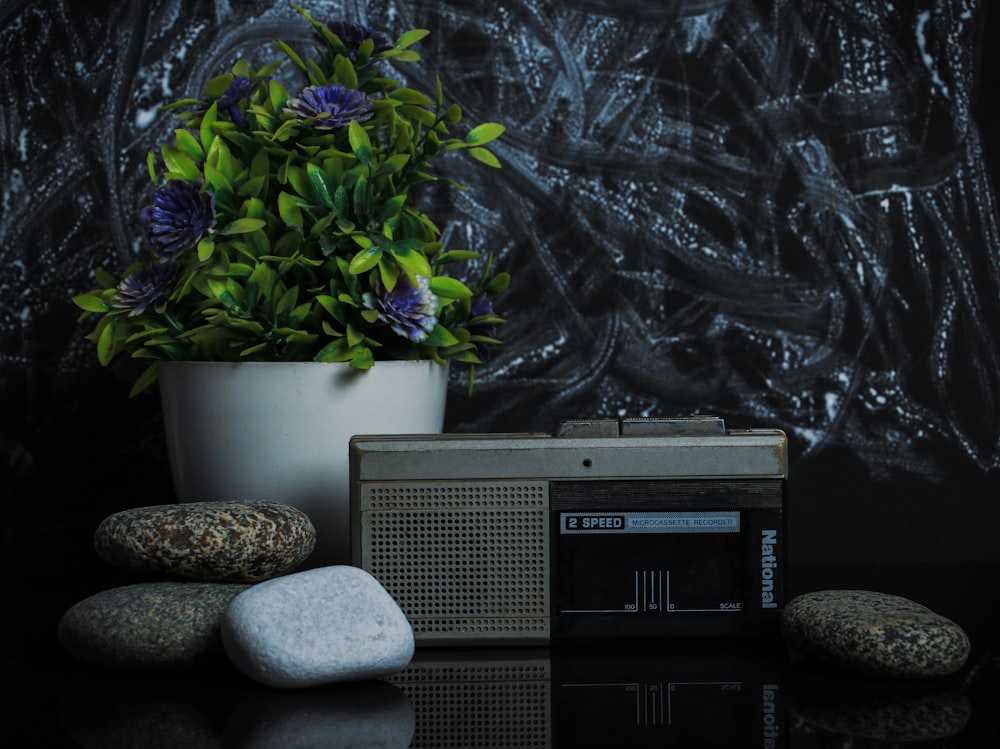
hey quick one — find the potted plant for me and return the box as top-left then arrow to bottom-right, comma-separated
72,4 -> 508,564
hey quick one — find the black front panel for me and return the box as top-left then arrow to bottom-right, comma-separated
551,480 -> 785,641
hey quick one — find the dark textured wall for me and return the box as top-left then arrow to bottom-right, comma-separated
2,0 -> 999,576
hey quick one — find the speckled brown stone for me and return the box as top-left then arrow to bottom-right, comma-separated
780,590 -> 970,678
57,582 -> 250,669
94,500 -> 315,582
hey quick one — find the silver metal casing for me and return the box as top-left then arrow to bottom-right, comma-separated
350,418 -> 788,646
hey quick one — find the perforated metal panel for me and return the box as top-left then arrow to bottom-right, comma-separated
358,480 -> 551,643
390,655 -> 551,748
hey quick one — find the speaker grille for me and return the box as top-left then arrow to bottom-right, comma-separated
390,656 -> 551,748
359,481 -> 550,642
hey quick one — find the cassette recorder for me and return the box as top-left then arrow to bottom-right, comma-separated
349,416 -> 788,646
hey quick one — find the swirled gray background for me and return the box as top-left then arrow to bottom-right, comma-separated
2,0 -> 999,569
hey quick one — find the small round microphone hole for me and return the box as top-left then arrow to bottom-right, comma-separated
582,458 -> 592,467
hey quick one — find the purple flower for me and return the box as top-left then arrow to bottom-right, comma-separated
112,262 -> 177,316
363,275 -> 439,342
216,76 -> 254,128
142,181 -> 216,260
324,21 -> 392,60
283,83 -> 373,129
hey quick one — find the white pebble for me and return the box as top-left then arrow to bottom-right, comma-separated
221,566 -> 414,688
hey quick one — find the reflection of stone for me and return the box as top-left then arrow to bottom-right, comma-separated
224,680 -> 414,749
58,674 -> 236,749
221,566 -> 414,687
780,590 -> 970,677
58,582 -> 250,669
785,667 -> 971,741
94,500 -> 315,582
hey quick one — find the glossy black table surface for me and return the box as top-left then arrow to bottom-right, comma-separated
4,563 -> 997,747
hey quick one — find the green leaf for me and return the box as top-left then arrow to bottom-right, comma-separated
467,147 -> 502,168
128,363 -> 160,398
239,342 -> 270,357
268,79 -> 290,113
346,323 -> 364,347
333,184 -> 351,221
315,294 -> 346,323
353,175 -> 372,222
434,249 -> 480,264
314,337 -> 353,362
333,55 -> 359,89
423,323 -> 460,347
348,245 -> 383,275
465,122 -> 505,146
238,175 -> 267,198
395,29 -> 429,49
203,161 -> 234,195
389,88 -> 434,106
197,238 -> 215,262
373,153 -> 410,177
398,105 -> 438,128
276,285 -> 299,318
274,39 -> 307,76
96,318 -> 117,365
309,213 -> 336,238
485,272 -> 511,294
199,102 -> 218,153
429,276 -> 473,299
375,193 -> 407,224
350,346 -> 375,369
205,73 -> 234,99
242,196 -> 266,221
73,294 -> 110,313
219,218 -> 267,235
348,120 -> 372,163
94,269 -> 118,288
307,163 -> 333,207
389,245 -> 433,280
160,146 -> 203,182
278,191 -> 303,229
378,257 -> 398,291
286,165 -> 315,202
250,147 -> 270,181
174,129 -> 205,161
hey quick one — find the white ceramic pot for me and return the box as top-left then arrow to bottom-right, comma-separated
159,360 -> 449,566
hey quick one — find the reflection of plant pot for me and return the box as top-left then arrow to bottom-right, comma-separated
159,360 -> 448,566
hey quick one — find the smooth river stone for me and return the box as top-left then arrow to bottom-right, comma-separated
221,565 -> 414,688
58,582 -> 250,669
94,500 -> 315,582
780,590 -> 970,678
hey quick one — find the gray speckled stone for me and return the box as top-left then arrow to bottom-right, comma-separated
780,590 -> 970,678
94,500 -> 315,582
221,566 -> 414,688
58,582 -> 250,669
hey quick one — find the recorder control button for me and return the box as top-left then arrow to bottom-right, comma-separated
555,419 -> 620,438
621,416 -> 727,436
556,416 -> 728,438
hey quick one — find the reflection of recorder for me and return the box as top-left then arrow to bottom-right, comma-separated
390,645 -> 786,748
350,416 -> 788,646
